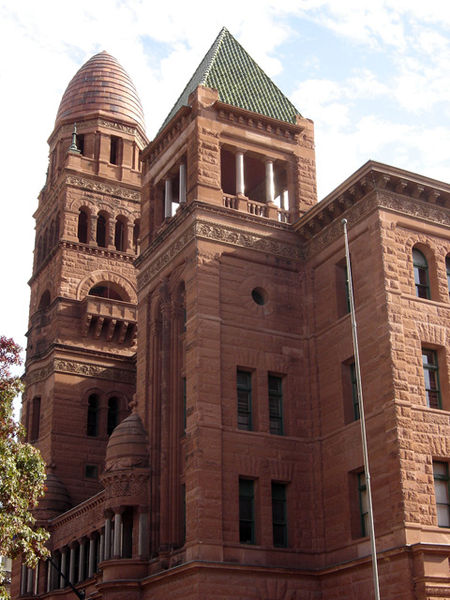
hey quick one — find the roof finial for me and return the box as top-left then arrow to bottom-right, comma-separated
68,123 -> 81,154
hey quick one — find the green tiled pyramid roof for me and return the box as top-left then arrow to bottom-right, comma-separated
158,27 -> 300,133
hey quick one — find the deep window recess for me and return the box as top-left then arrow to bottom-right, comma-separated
268,375 -> 283,435
336,260 -> 350,316
77,134 -> 85,155
272,482 -> 288,547
85,464 -> 98,479
87,394 -> 99,437
358,472 -> 369,537
237,370 -> 252,431
239,478 -> 255,544
96,214 -> 107,248
413,248 -> 430,299
433,461 -> 450,527
350,362 -> 359,420
182,377 -> 187,433
422,348 -> 441,409
107,397 -> 119,435
251,288 -> 267,306
114,218 -> 125,251
110,136 -> 120,165
78,209 -> 88,243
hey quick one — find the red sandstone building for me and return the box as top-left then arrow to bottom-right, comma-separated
12,28 -> 450,600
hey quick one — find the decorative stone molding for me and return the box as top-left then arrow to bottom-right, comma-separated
77,270 -> 137,302
138,219 -> 302,289
97,119 -> 148,148
217,106 -> 298,142
416,322 -> 447,347
53,359 -> 135,383
66,175 -> 140,202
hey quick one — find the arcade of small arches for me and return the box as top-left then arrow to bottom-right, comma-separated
77,207 -> 140,254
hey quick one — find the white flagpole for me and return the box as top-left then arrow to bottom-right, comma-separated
342,218 -> 381,600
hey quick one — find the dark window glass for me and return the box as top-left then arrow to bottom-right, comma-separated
87,394 -> 99,437
272,482 -> 287,547
85,465 -> 98,479
77,134 -> 85,155
239,478 -> 255,544
133,220 -> 140,254
433,462 -> 450,527
350,362 -> 359,420
237,370 -> 252,430
358,472 -> 368,537
78,209 -> 88,243
413,248 -> 430,299
422,349 -> 441,409
96,214 -> 106,248
268,375 -> 283,435
110,136 -> 120,165
107,397 -> 119,435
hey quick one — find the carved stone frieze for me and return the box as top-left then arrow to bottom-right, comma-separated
26,363 -> 54,386
53,359 -> 135,383
377,191 -> 450,226
138,219 -> 302,288
194,221 -> 302,260
65,175 -> 140,202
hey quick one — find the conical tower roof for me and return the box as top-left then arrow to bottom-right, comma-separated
159,27 -> 300,133
55,51 -> 145,131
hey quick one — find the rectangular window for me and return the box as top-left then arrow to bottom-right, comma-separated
237,370 -> 252,431
422,348 -> 441,409
30,396 -> 41,441
85,464 -> 98,479
272,482 -> 287,547
433,462 -> 450,527
350,362 -> 359,420
239,478 -> 255,544
268,375 -> 283,435
110,136 -> 120,165
358,472 -> 369,537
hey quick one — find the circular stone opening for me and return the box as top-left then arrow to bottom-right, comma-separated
251,287 -> 267,306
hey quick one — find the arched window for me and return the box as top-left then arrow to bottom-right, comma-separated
107,397 -> 119,435
446,255 -> 450,299
96,214 -> 107,248
114,218 -> 125,251
133,219 -> 140,254
88,283 -> 127,301
38,290 -> 51,310
78,209 -> 88,243
87,394 -> 99,437
413,248 -> 430,299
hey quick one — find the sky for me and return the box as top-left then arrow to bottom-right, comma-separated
1,0 -> 450,358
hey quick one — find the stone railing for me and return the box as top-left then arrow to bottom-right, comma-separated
222,194 -> 289,223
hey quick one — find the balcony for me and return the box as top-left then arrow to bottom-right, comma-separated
80,297 -> 137,344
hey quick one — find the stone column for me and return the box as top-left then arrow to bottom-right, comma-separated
265,159 -> 275,203
107,215 -> 115,249
20,564 -> 27,596
165,178 -> 173,218
138,510 -> 149,558
88,536 -> 96,578
236,151 -> 245,196
99,530 -> 105,564
46,559 -> 52,592
89,214 -> 97,245
179,163 -> 187,204
126,222 -> 134,252
60,549 -> 67,588
113,510 -> 123,558
26,567 -> 33,594
281,189 -> 288,210
69,544 -> 76,584
78,539 -> 86,582
104,514 -> 112,561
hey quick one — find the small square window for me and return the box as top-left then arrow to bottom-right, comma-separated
85,465 -> 98,479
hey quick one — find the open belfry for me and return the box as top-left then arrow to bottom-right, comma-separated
13,27 -> 450,599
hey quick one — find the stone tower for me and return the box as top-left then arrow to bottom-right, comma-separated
23,51 -> 147,507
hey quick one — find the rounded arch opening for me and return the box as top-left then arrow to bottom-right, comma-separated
88,281 -> 130,302
38,290 -> 51,310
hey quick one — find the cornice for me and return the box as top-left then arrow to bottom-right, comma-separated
48,115 -> 148,148
144,107 -> 191,164
296,162 -> 450,258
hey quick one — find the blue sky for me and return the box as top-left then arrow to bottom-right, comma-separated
1,0 -> 450,354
